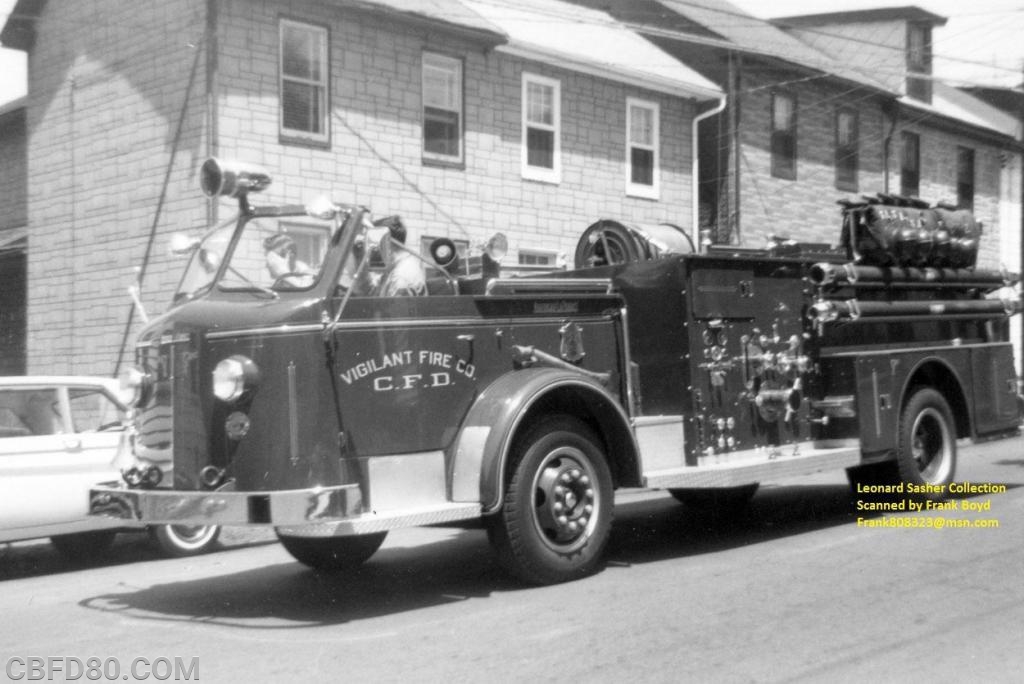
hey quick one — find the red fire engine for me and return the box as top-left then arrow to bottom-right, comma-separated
92,159 -> 1023,585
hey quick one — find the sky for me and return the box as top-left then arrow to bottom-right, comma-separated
0,0 -> 1022,108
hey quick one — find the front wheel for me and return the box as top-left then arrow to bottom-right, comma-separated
487,415 -> 614,585
149,524 -> 221,557
276,531 -> 387,572
896,388 -> 957,494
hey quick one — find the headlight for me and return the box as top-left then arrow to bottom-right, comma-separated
212,355 -> 260,402
118,366 -> 151,408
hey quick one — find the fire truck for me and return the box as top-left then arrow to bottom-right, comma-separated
92,159 -> 1023,585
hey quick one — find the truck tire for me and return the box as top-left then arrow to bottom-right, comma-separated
487,415 -> 613,585
896,388 -> 956,492
669,484 -> 759,516
276,531 -> 387,572
149,524 -> 221,557
50,530 -> 117,561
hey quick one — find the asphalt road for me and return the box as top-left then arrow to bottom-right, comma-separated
2,435 -> 1023,683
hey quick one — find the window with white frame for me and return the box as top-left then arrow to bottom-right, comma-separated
422,52 -> 463,163
522,73 -> 560,183
279,19 -> 329,144
626,98 -> 659,198
518,249 -> 558,268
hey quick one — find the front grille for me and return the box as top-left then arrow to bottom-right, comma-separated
134,341 -> 174,474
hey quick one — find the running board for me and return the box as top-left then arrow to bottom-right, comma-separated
643,444 -> 862,489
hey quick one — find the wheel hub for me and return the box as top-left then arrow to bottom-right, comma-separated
533,448 -> 598,552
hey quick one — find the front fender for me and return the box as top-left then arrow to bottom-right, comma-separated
448,367 -> 636,513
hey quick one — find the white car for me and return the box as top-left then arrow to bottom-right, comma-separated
0,376 -> 219,559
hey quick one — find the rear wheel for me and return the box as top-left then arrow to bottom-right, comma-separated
487,415 -> 613,585
896,388 -> 956,492
149,524 -> 221,557
50,530 -> 117,560
276,531 -> 387,572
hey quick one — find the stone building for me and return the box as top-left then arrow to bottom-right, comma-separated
1,0 -> 720,376
1,0 -> 1020,377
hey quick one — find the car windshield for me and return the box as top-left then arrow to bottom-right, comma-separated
175,214 -> 337,301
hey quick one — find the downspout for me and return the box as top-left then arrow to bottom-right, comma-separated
206,0 -> 219,225
692,95 -> 727,252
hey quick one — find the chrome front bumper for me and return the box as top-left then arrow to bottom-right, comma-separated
90,481 -> 363,528
89,482 -> 484,536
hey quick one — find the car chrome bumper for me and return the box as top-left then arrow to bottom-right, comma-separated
89,481 -> 364,527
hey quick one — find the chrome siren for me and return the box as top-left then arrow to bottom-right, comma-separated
200,157 -> 272,198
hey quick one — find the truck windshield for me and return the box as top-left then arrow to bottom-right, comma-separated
175,214 -> 336,301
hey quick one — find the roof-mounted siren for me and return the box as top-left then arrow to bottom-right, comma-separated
574,220 -> 695,269
200,158 -> 271,199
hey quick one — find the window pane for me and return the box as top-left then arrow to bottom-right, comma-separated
631,148 -> 654,185
282,80 -> 323,133
0,389 -> 61,436
527,83 -> 553,125
68,388 -> 123,432
282,25 -> 321,80
630,106 -> 653,146
424,108 -> 460,156
901,133 -> 920,196
527,128 -> 554,168
837,112 -> 855,146
957,147 -> 974,210
773,95 -> 793,132
424,65 -> 458,110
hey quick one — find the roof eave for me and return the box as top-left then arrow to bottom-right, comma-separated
343,1 -> 506,47
497,43 -> 723,101
0,0 -> 47,51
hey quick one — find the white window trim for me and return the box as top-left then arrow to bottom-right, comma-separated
626,98 -> 660,199
422,52 -> 463,164
521,72 -> 561,184
279,19 -> 329,144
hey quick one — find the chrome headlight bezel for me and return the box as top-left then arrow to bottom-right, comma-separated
212,355 -> 260,402
118,366 -> 152,408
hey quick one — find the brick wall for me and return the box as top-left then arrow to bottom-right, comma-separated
23,0 -> 703,376
0,106 -> 27,232
213,1 -> 697,259
731,63 -> 1009,269
24,0 -> 208,376
731,64 -> 889,247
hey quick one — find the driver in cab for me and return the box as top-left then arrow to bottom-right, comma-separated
263,233 -> 314,287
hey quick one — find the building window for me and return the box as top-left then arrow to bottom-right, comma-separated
518,250 -> 557,267
522,73 -> 561,183
906,23 -> 932,103
770,92 -> 797,180
900,131 -> 920,198
957,147 -> 975,211
626,98 -> 660,199
835,108 -> 858,192
279,222 -> 331,268
422,53 -> 463,163
280,20 -> 329,144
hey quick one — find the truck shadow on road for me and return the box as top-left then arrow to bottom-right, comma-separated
75,482 -> 940,627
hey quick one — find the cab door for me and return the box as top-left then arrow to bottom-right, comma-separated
0,385 -> 127,542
